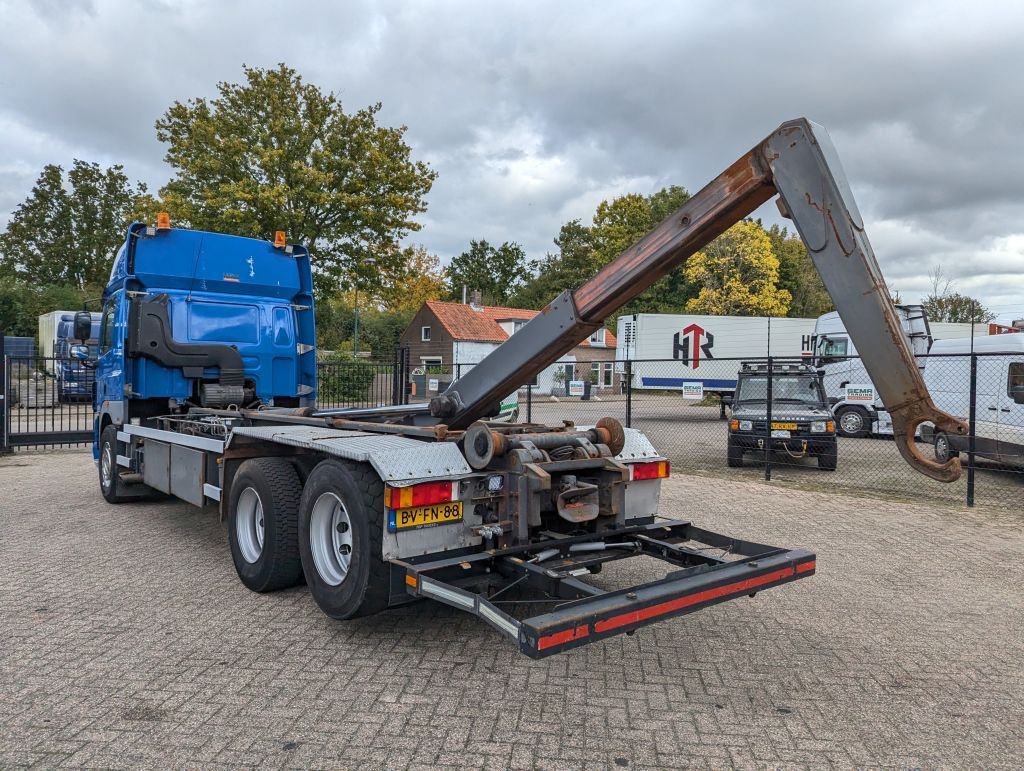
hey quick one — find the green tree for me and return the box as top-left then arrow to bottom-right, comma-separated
684,220 -> 791,316
511,219 -> 595,309
375,245 -> 446,314
766,224 -> 834,318
155,63 -> 436,296
0,160 -> 151,290
446,239 -> 526,305
922,267 -> 995,323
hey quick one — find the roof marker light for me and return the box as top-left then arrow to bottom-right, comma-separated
156,212 -> 171,231
273,231 -> 287,249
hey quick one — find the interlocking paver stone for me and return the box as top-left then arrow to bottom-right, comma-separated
1,449 -> 1022,768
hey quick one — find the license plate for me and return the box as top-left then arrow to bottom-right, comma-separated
771,429 -> 791,438
771,422 -> 798,430
389,501 -> 464,532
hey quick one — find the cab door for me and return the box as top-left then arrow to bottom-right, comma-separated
94,292 -> 125,414
996,359 -> 1024,467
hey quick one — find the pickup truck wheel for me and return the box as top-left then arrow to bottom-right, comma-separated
835,406 -> 870,438
933,432 -> 959,464
726,438 -> 744,468
228,458 -> 304,593
98,425 -> 138,504
817,441 -> 838,471
299,460 -> 389,620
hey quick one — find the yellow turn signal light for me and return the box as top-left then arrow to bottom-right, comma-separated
729,419 -> 739,432
156,212 -> 171,230
273,231 -> 287,249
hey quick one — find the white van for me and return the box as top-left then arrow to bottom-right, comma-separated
922,335 -> 1024,467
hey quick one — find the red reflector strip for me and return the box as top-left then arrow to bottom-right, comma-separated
594,564 -> 805,635
537,624 -> 589,651
796,560 -> 816,574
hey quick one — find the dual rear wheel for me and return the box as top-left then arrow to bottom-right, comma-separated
227,458 -> 388,619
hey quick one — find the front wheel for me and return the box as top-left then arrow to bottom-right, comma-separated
98,425 -> 139,504
817,442 -> 838,471
298,460 -> 390,620
835,406 -> 870,439
933,432 -> 959,464
726,438 -> 744,468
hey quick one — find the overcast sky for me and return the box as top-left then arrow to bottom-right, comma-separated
2,0 -> 1024,318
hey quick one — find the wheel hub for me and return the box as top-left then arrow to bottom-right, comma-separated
309,492 -> 353,586
236,487 -> 265,564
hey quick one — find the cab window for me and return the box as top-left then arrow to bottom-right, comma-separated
99,300 -> 116,354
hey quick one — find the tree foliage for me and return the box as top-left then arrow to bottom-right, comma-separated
922,267 -> 996,323
766,224 -> 834,318
0,160 -> 154,290
511,186 -> 694,324
375,245 -> 446,314
155,63 -> 436,296
446,239 -> 526,305
684,220 -> 792,316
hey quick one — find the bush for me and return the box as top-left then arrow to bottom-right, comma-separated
318,353 -> 377,405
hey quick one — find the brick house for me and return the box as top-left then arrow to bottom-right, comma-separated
399,300 -> 618,395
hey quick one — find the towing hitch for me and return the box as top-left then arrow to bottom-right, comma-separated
395,520 -> 815,658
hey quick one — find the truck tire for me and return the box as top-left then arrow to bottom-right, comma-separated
726,438 -> 744,468
835,406 -> 869,438
98,425 -> 143,504
228,458 -> 304,593
298,459 -> 390,620
817,441 -> 838,471
933,432 -> 959,464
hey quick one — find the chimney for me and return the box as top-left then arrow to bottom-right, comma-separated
469,290 -> 483,310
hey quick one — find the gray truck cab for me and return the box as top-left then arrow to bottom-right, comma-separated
727,361 -> 838,470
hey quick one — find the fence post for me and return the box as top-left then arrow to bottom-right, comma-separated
967,352 -> 977,507
625,359 -> 632,428
526,384 -> 532,423
764,356 -> 773,482
0,332 -> 9,455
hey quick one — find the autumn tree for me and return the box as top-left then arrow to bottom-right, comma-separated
766,224 -> 833,318
446,239 -> 526,305
0,160 -> 154,290
375,245 -> 446,314
155,63 -> 436,296
922,267 -> 995,323
684,220 -> 791,316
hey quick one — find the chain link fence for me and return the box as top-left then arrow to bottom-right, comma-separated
453,350 -> 1023,510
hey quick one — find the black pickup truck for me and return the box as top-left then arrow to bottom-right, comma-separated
727,361 -> 838,470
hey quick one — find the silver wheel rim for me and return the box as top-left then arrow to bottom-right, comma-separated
309,492 -> 353,586
840,412 -> 863,434
236,487 -> 265,564
935,436 -> 948,462
101,442 -> 114,491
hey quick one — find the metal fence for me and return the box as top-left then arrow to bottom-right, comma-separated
448,353 -> 1023,510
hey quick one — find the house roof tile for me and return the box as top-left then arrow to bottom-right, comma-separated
422,300 -> 616,347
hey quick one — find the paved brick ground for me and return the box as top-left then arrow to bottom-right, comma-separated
1,449 -> 1022,769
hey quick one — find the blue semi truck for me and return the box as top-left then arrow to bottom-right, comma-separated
74,120 -> 962,657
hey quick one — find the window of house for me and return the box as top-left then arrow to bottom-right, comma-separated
589,328 -> 606,346
591,362 -> 613,387
421,356 -> 442,367
421,326 -> 431,342
513,320 -> 527,333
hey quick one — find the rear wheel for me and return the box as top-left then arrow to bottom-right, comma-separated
298,460 -> 390,620
835,406 -> 870,438
228,458 -> 304,592
933,432 -> 959,464
726,438 -> 744,468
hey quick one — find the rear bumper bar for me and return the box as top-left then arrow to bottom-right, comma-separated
395,519 -> 815,658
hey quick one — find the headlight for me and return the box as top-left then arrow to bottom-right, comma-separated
739,420 -> 752,431
811,421 -> 827,433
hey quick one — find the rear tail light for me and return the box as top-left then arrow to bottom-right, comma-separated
385,481 -> 457,509
630,460 -> 670,480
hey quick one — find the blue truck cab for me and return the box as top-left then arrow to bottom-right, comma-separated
55,314 -> 100,401
92,222 -> 316,460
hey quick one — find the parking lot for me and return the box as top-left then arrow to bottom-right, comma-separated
2,449 -> 1022,768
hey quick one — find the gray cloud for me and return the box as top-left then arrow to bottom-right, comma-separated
2,0 -> 1023,319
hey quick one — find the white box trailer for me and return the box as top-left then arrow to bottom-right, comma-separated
37,311 -> 77,374
615,314 -> 817,399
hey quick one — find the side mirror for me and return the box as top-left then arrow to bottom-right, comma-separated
73,311 -> 93,342
69,344 -> 90,360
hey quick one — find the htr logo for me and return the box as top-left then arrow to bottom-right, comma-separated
672,323 -> 714,368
